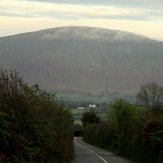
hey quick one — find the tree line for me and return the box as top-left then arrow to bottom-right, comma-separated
0,70 -> 74,163
82,83 -> 163,163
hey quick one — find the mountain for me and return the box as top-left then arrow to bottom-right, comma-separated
0,26 -> 163,95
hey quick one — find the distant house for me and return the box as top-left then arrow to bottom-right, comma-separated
77,107 -> 85,110
89,104 -> 96,108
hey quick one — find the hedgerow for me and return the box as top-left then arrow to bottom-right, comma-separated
0,70 -> 74,163
83,99 -> 163,163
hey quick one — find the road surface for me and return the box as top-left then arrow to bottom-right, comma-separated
71,137 -> 134,163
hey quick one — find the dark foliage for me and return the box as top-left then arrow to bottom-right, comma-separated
81,110 -> 100,127
136,83 -> 163,113
0,70 -> 74,163
73,124 -> 83,137
83,99 -> 163,163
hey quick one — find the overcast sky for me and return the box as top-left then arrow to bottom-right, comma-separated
0,0 -> 163,40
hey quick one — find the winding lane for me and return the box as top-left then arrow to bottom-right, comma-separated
71,138 -> 134,163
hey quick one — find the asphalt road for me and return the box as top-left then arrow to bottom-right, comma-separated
71,137 -> 134,163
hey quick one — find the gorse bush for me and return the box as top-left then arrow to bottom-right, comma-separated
0,70 -> 74,163
83,99 -> 163,163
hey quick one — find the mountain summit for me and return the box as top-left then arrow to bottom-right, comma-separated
0,26 -> 163,94
41,26 -> 146,41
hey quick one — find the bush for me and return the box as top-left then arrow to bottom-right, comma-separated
0,70 -> 74,163
81,110 -> 100,127
83,99 -> 163,163
73,124 -> 83,137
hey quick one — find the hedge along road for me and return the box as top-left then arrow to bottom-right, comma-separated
71,138 -> 134,163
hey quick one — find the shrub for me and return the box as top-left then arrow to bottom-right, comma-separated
83,99 -> 163,163
0,70 -> 74,163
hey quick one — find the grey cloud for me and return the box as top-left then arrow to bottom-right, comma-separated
52,13 -> 150,21
102,15 -> 149,21
0,7 -> 150,21
26,0 -> 163,8
1,1 -> 162,22
147,10 -> 163,17
0,8 -> 39,18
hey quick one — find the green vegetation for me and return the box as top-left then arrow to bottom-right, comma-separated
82,84 -> 163,163
0,70 -> 74,163
136,82 -> 163,114
72,109 -> 107,124
56,92 -> 135,108
81,111 -> 100,127
73,124 -> 83,137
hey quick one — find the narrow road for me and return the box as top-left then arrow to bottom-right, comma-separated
71,137 -> 134,163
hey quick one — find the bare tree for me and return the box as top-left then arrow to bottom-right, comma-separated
136,83 -> 163,110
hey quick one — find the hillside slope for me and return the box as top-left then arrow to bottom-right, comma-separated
0,26 -> 163,94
